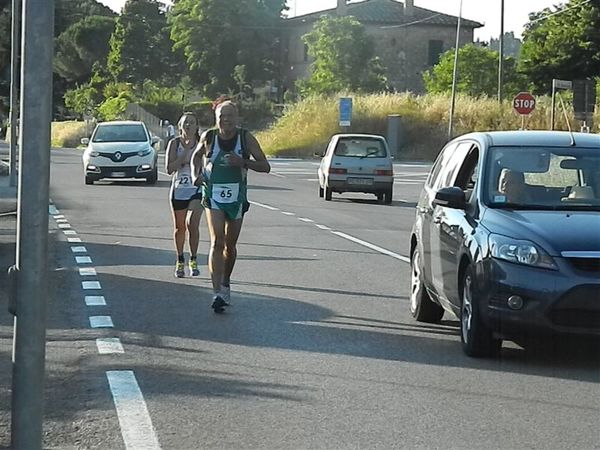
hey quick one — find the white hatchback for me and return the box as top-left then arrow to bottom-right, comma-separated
318,133 -> 394,203
82,120 -> 159,185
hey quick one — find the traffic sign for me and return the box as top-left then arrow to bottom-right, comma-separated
339,97 -> 352,127
513,92 -> 536,116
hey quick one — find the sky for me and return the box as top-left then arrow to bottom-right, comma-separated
97,0 -> 561,40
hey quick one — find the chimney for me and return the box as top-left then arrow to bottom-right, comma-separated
337,0 -> 348,17
404,0 -> 414,16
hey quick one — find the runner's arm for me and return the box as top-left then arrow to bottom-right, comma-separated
244,132 -> 271,173
191,132 -> 208,186
166,139 -> 190,174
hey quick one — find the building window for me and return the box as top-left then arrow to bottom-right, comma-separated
303,44 -> 309,62
428,40 -> 444,66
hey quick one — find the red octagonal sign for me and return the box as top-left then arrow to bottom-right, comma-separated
513,92 -> 536,115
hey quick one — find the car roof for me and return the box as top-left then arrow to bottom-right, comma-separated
97,120 -> 145,127
333,133 -> 386,139
458,130 -> 600,148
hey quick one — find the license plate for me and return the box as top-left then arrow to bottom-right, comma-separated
112,172 -> 126,178
348,177 -> 373,185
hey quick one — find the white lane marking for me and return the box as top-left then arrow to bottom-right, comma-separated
106,371 -> 161,450
55,218 -> 68,223
304,179 -> 319,181
49,205 -> 59,215
331,231 -> 410,263
82,281 -> 102,290
159,170 -> 169,177
315,224 -> 331,231
79,267 -> 97,276
67,237 -> 82,243
249,201 -> 279,211
97,338 -> 124,354
71,246 -> 87,253
394,181 -> 424,185
85,295 -> 107,306
394,172 -> 430,177
63,230 -> 77,235
281,212 -> 295,216
53,214 -> 65,219
299,218 -> 314,223
76,256 -> 93,264
270,162 -> 291,166
270,173 -> 285,178
58,223 -> 71,229
89,316 -> 114,328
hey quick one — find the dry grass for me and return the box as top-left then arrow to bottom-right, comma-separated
51,121 -> 95,149
257,93 -> 599,160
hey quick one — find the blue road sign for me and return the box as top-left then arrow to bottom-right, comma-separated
339,97 -> 352,127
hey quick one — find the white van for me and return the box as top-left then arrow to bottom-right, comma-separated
82,120 -> 159,185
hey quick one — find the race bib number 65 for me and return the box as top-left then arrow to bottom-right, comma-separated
212,183 -> 239,204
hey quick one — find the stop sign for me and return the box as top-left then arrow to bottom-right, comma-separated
513,92 -> 536,115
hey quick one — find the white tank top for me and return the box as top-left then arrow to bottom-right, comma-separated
170,139 -> 199,200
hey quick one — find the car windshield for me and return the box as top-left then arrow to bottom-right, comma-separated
334,138 -> 386,158
484,146 -> 600,210
92,124 -> 148,143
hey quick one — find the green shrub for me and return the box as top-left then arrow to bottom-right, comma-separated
183,100 -> 214,128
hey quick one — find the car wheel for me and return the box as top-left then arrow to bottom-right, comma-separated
319,185 -> 324,198
410,246 -> 444,323
146,168 -> 158,185
460,265 -> 502,358
85,176 -> 94,185
325,186 -> 332,201
383,188 -> 393,205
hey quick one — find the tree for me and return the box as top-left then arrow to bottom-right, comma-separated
107,0 -> 178,85
424,44 -> 527,97
520,0 -> 600,94
297,16 -> 388,96
169,0 -> 287,96
55,16 -> 116,84
54,0 -> 115,36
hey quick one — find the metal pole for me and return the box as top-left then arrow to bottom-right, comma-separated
497,0 -> 504,104
11,0 -> 54,446
550,80 -> 556,130
448,0 -> 463,139
8,0 -> 21,187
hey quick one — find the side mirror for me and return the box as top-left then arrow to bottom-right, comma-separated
433,186 -> 466,210
151,136 -> 159,145
314,151 -> 324,158
81,138 -> 89,145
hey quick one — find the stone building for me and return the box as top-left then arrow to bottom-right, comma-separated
282,0 -> 482,93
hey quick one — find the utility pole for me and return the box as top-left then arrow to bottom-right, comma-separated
8,0 -> 21,187
11,0 -> 54,447
448,0 -> 463,140
498,0 -> 505,104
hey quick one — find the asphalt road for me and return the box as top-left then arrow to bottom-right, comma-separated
9,148 -> 599,449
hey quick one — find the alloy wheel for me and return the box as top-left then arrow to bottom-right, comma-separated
461,273 -> 473,344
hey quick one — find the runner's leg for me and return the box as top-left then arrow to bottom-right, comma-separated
205,208 -> 227,294
223,217 -> 243,286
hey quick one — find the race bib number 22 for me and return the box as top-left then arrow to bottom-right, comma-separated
212,183 -> 239,204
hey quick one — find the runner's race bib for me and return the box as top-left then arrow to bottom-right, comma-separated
212,183 -> 239,204
175,167 -> 192,188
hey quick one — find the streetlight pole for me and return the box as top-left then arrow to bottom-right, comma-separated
8,0 -> 21,187
498,0 -> 505,104
448,0 -> 463,140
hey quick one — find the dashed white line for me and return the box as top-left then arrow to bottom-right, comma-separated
79,267 -> 97,276
85,295 -> 107,306
71,246 -> 87,253
53,214 -> 65,219
67,237 -> 82,243
55,218 -> 68,223
315,224 -> 331,231
96,338 -> 124,354
63,230 -> 77,235
281,212 -> 295,216
299,218 -> 314,223
89,316 -> 114,328
82,281 -> 102,290
76,256 -> 93,264
58,223 -> 71,229
331,231 -> 410,263
106,371 -> 162,450
249,201 -> 279,211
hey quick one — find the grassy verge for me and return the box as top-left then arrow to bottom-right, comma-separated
256,93 -> 599,160
51,121 -> 94,148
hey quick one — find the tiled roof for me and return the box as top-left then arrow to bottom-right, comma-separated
285,0 -> 483,29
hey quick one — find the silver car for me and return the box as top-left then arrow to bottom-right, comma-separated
317,134 -> 394,204
82,120 -> 159,185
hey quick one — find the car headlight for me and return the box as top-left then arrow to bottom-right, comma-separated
489,234 -> 557,270
138,148 -> 152,157
89,150 -> 99,157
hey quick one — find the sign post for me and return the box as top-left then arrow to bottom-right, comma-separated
513,92 -> 536,129
339,97 -> 352,131
551,79 -> 572,130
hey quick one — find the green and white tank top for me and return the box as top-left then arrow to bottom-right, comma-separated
202,132 -> 247,219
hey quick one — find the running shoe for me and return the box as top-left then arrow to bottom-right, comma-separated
220,285 -> 231,304
189,259 -> 200,277
211,295 -> 227,313
174,261 -> 185,278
